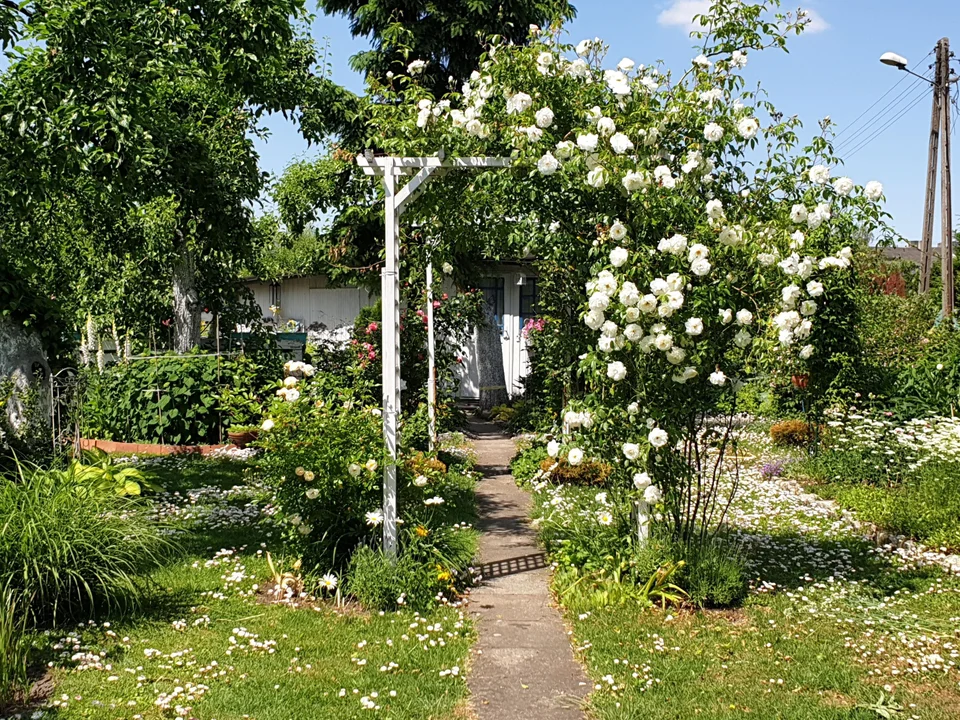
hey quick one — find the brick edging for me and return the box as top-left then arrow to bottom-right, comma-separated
78,438 -> 232,456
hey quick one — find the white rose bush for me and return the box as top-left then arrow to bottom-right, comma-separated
366,0 -> 892,565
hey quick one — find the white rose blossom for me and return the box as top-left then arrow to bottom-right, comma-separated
610,246 -> 629,267
607,361 -> 627,381
833,177 -> 854,196
737,117 -> 760,139
808,165 -> 830,184
703,122 -> 724,142
648,428 -> 669,448
506,92 -> 532,115
609,132 -> 634,154
535,107 -> 554,128
555,140 -> 575,159
577,133 -> 599,152
609,220 -> 628,241
864,181 -> 884,201
537,152 -> 560,175
597,117 -> 617,136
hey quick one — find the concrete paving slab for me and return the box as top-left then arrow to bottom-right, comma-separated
465,419 -> 589,720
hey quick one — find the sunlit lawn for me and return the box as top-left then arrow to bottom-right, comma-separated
552,428 -> 960,720
24,458 -> 474,720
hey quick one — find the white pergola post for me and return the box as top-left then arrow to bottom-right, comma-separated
426,251 -> 437,452
358,150 -> 511,558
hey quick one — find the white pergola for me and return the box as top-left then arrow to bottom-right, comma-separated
357,150 -> 512,557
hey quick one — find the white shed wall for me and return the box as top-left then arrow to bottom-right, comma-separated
247,271 -> 534,400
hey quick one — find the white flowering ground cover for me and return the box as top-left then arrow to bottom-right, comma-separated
527,427 -> 960,719
3,457 -> 474,720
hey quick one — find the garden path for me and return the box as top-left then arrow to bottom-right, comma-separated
464,419 -> 589,719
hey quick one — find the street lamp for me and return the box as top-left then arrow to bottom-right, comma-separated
880,51 -> 935,84
879,51 -> 908,70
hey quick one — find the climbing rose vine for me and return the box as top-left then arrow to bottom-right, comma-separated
372,0 -> 893,546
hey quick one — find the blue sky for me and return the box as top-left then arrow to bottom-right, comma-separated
254,0 -> 960,243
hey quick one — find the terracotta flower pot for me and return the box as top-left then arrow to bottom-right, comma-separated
791,374 -> 809,390
228,430 -> 259,448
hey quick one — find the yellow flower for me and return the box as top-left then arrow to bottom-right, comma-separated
303,471 -> 315,482
295,467 -> 305,477
415,525 -> 429,538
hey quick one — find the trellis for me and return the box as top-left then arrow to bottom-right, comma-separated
357,150 -> 512,557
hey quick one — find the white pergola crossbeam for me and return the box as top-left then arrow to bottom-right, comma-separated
358,149 -> 511,558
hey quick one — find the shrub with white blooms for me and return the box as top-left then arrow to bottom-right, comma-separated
374,0 -> 893,546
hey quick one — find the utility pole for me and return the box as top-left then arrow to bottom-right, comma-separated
918,41 -> 942,294
906,38 -> 955,316
939,37 -> 955,318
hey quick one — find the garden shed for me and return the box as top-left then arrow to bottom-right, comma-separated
245,263 -> 539,400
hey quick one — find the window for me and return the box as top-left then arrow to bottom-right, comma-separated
519,277 -> 539,320
476,277 -> 505,328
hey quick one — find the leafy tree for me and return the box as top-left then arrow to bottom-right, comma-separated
0,0 -> 343,352
316,0 -> 576,99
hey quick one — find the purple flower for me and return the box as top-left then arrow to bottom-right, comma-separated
761,459 -> 787,479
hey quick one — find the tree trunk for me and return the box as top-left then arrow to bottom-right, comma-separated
477,303 -> 508,414
172,241 -> 201,353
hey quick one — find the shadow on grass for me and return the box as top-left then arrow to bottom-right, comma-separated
142,458 -> 249,494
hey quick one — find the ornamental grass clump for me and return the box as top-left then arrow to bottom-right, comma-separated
377,0 -> 893,560
0,588 -> 29,709
0,464 -> 171,624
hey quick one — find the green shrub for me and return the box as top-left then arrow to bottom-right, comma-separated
510,445 -> 548,484
770,419 -> 815,448
529,479 -> 747,609
539,456 -> 613,486
256,371 -> 479,599
0,466 -> 172,623
348,518 -> 478,613
255,401 -> 384,573
78,346 -> 280,446
0,588 -> 29,708
678,537 -> 749,608
895,326 -> 960,418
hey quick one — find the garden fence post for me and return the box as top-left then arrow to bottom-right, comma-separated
382,161 -> 400,559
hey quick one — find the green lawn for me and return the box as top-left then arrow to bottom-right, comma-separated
20,457 -> 474,720
528,427 -> 960,720
566,565 -> 960,719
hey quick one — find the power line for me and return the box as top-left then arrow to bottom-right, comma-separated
844,81 -> 935,159
834,50 -> 932,141
835,71 -> 934,153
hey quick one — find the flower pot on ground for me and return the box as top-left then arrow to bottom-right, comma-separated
227,425 -> 259,448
